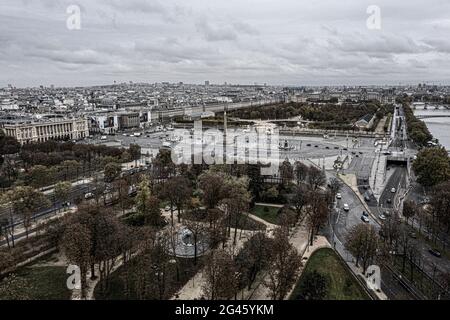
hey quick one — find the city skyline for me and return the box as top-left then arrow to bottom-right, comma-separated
2,0 -> 450,87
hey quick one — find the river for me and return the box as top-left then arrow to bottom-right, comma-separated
413,107 -> 450,150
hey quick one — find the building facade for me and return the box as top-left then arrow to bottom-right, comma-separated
1,118 -> 89,144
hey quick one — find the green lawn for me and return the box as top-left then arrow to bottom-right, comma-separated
251,205 -> 280,224
290,248 -> 370,300
0,265 -> 71,300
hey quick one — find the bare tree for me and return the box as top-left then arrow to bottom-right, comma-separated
305,191 -> 330,246
290,184 -> 309,222
198,170 -> 229,209
403,199 -> 417,224
172,176 -> 192,223
294,161 -> 309,185
235,232 -> 274,290
184,204 -> 206,265
345,223 -> 379,273
202,249 -> 238,300
265,228 -> 302,300
61,222 -> 92,298
307,166 -> 326,190
279,159 -> 294,185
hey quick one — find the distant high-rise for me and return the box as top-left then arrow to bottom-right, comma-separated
205,80 -> 210,86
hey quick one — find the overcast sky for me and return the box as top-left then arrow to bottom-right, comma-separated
1,0 -> 450,87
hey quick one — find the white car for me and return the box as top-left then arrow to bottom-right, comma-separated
391,187 -> 396,193
343,203 -> 349,211
336,193 -> 342,199
361,215 -> 370,223
84,192 -> 94,199
379,214 -> 386,220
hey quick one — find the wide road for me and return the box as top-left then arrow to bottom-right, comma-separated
325,170 -> 416,300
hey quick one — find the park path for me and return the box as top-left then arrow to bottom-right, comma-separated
240,222 -> 315,300
172,228 -> 256,300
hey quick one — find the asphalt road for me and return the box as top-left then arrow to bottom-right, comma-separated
379,165 -> 407,210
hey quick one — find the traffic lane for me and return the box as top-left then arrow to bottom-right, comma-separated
406,227 -> 450,275
379,166 -> 405,209
334,179 -> 380,241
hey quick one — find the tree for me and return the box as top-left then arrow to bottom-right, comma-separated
279,159 -> 294,185
235,232 -> 274,290
198,170 -> 228,209
129,144 -> 141,167
171,176 -> 192,223
290,184 -> 308,222
114,177 -> 131,214
159,177 -> 180,226
0,218 -> 9,249
27,165 -> 53,188
413,147 -> 450,187
54,181 -> 72,211
0,133 -> 20,157
184,209 -> 205,265
8,187 -> 51,239
265,228 -> 302,300
296,270 -> 328,300
305,191 -> 330,245
279,206 -> 296,230
104,162 -> 122,183
345,223 -> 379,273
328,177 -> 342,198
61,222 -> 92,298
402,200 -> 417,224
0,274 -> 32,300
202,249 -> 238,300
430,181 -> 450,232
135,177 -> 162,226
60,160 -> 81,181
246,164 -> 264,202
220,176 -> 251,246
294,161 -> 309,185
307,166 -> 326,190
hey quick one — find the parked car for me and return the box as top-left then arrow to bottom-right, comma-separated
379,214 -> 386,220
428,248 -> 442,258
343,203 -> 350,211
361,215 -> 370,223
362,211 -> 369,217
391,187 -> 396,193
387,198 -> 392,204
336,193 -> 342,199
364,195 -> 371,201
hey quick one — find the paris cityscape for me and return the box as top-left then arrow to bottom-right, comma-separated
1,0 -> 450,315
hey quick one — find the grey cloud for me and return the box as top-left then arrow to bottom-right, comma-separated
1,0 -> 450,86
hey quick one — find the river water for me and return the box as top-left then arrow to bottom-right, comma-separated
413,108 -> 450,150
